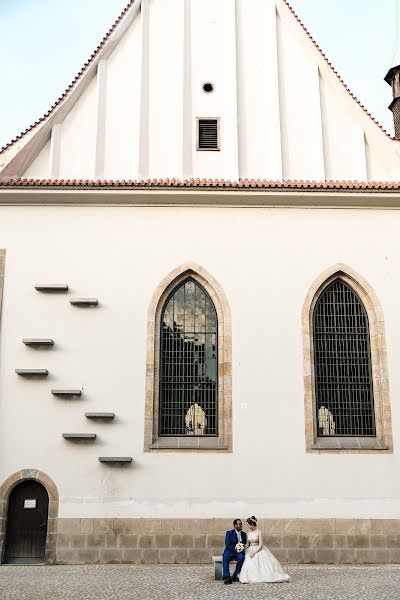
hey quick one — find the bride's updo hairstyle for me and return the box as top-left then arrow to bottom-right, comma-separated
246,516 -> 257,527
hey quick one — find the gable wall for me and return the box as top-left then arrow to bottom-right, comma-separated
14,0 -> 400,182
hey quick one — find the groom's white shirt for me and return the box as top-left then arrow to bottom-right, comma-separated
237,531 -> 242,543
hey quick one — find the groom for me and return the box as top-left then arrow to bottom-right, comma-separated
222,518 -> 247,584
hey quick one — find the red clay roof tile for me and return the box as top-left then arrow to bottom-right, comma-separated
0,178 -> 399,191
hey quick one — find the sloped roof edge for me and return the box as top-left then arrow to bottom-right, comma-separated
0,0 -> 139,155
0,0 -> 394,157
1,178 -> 400,191
281,0 -> 392,139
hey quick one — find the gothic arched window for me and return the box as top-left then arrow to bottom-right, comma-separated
159,278 -> 218,436
313,279 -> 375,437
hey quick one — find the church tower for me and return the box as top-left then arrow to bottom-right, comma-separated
385,1 -> 400,137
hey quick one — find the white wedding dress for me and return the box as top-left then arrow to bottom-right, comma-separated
239,529 -> 290,584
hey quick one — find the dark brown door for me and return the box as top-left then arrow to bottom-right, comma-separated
4,481 -> 49,564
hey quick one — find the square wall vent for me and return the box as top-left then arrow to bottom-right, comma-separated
197,118 -> 220,151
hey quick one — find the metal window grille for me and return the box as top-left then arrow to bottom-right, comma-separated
159,278 -> 218,436
197,118 -> 219,150
313,279 -> 375,437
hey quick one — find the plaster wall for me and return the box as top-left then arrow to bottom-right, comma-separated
103,10 -> 142,180
18,0 -> 400,182
0,203 -> 399,520
58,76 -> 97,179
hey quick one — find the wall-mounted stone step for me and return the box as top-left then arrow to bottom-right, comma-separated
15,369 -> 48,376
62,433 -> 97,440
70,298 -> 98,306
85,413 -> 115,420
99,457 -> 132,463
51,389 -> 82,397
23,339 -> 54,347
35,284 -> 69,292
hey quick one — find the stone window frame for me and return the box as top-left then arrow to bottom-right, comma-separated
302,263 -> 392,453
0,250 -> 5,319
144,262 -> 232,452
0,469 -> 59,564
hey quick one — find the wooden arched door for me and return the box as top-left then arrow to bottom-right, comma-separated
4,480 -> 49,564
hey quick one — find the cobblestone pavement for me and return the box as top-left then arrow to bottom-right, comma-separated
1,564 -> 400,600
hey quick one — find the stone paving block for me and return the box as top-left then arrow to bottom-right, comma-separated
122,549 -> 143,564
206,535 -> 224,549
141,520 -> 162,534
55,549 -> 76,564
99,549 -> 122,564
282,535 -> 299,548
370,520 -> 385,534
264,519 -> 285,533
69,535 -> 85,549
139,535 -> 153,549
197,519 -> 214,534
105,534 -> 119,548
155,535 -> 170,548
56,533 -> 70,548
3,565 -> 400,600
189,549 -> 210,564
265,534 -> 282,548
335,520 -> 356,535
211,519 -> 231,534
387,535 -> 400,548
375,549 -> 390,563
303,549 -> 317,563
193,535 -> 206,548
355,519 -> 372,534
172,535 -> 194,548
322,520 -> 336,534
93,519 -> 114,534
287,549 -> 304,563
315,535 -> 334,548
353,535 -> 371,549
273,549 -> 288,563
176,549 -> 189,563
143,549 -> 159,564
385,520 -> 400,534
113,519 -> 141,534
178,519 -> 201,534
58,519 -> 81,534
333,535 -> 346,548
283,519 -> 301,534
370,535 -> 386,548
355,550 -> 376,564
339,549 -> 356,564
390,549 -> 400,563
75,549 -> 100,564
120,534 -> 138,548
159,549 -> 176,564
300,520 -> 323,535
316,549 -> 339,564
298,535 -> 311,548
86,534 -> 106,547
80,519 -> 94,534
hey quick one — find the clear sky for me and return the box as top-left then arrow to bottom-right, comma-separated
0,0 -> 398,149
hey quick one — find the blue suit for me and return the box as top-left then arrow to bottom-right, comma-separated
222,529 -> 247,579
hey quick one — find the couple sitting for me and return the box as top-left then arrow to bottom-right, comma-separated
223,517 -> 290,585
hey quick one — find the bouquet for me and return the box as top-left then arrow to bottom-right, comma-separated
235,542 -> 245,553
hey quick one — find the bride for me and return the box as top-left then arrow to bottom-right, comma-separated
239,516 -> 290,584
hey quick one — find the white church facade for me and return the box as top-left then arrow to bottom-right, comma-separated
1,0 -> 400,565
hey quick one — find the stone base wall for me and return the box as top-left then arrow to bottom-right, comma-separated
54,519 -> 400,565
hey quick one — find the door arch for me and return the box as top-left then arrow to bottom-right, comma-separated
4,480 -> 49,564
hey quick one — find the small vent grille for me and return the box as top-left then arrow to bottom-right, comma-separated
198,119 -> 219,150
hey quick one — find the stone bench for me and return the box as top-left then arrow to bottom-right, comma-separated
212,555 -> 237,581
